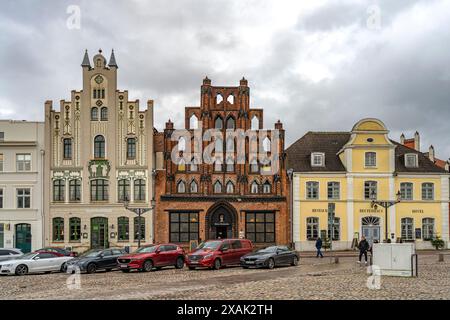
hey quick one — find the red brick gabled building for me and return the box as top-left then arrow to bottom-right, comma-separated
153,77 -> 289,248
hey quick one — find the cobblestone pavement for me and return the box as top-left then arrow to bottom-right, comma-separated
0,254 -> 448,300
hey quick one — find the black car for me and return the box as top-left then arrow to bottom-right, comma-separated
240,246 -> 299,269
66,248 -> 126,274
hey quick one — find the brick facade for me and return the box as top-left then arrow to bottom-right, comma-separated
153,77 -> 289,248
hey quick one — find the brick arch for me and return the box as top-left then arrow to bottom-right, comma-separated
205,200 -> 239,240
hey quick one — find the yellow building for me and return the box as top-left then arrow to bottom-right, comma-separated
287,118 -> 449,251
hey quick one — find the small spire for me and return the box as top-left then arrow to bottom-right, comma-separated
108,49 -> 118,68
81,49 -> 91,68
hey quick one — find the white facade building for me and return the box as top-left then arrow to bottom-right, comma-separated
0,120 -> 45,252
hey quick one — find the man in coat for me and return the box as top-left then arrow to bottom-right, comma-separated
358,235 -> 370,265
315,237 -> 324,258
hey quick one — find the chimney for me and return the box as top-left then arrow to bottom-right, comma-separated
165,119 -> 174,130
275,120 -> 283,130
428,145 -> 435,162
240,77 -> 248,87
445,160 -> 449,172
414,131 -> 420,151
400,133 -> 405,144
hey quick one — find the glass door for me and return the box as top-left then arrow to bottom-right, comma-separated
91,217 -> 109,249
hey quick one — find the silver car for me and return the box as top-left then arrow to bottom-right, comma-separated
0,248 -> 23,262
0,251 -> 73,276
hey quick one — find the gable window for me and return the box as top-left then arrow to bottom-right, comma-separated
311,153 -> 325,167
90,179 -> 108,201
306,217 -> 319,240
17,188 -> 31,208
327,182 -> 340,200
251,116 -> 259,130
190,180 -> 198,193
250,181 -> 259,194
306,181 -> 319,199
405,154 -> 418,168
214,159 -> 222,172
263,181 -> 272,194
226,116 -> 235,130
263,137 -> 271,152
63,138 -> 72,159
214,116 -> 223,129
364,181 -> 377,200
118,217 -> 129,241
16,154 -> 31,171
226,181 -> 235,194
213,181 -> 223,194
94,135 -> 105,158
189,114 -> 198,129
401,218 -> 414,241
177,180 -> 186,193
400,182 -> 413,200
69,217 -> 81,242
69,179 -> 81,202
53,180 -> 65,202
52,217 -> 64,242
250,158 -> 259,173
422,218 -> 435,240
134,179 -> 146,201
100,107 -> 108,121
178,158 -> 186,172
127,138 -> 136,159
189,157 -> 198,172
365,152 -> 377,167
91,107 -> 98,121
422,183 -> 434,200
226,158 -> 234,172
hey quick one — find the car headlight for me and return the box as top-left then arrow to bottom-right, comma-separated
204,254 -> 213,259
2,264 -> 13,268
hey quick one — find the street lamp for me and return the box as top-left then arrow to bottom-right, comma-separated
370,190 -> 401,242
123,196 -> 156,248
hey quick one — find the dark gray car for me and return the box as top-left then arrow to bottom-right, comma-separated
240,246 -> 299,269
0,248 -> 23,262
66,248 -> 126,274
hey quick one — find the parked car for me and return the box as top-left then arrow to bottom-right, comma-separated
0,248 -> 23,262
186,239 -> 253,270
0,251 -> 73,276
117,244 -> 185,272
66,248 -> 126,274
240,245 -> 299,269
36,247 -> 77,257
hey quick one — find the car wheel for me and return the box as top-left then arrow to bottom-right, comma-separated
267,258 -> 275,269
175,257 -> 184,269
242,266 -> 249,269
188,267 -> 196,270
291,256 -> 299,266
15,264 -> 28,276
213,258 -> 221,270
143,260 -> 153,272
121,269 -> 130,273
60,263 -> 67,273
87,263 -> 97,274
105,268 -> 112,272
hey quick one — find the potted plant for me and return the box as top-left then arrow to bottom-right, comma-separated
430,235 -> 445,250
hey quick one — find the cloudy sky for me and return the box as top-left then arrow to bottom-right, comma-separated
1,0 -> 449,159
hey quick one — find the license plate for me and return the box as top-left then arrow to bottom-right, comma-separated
246,261 -> 255,264
190,261 -> 198,264
120,264 -> 128,268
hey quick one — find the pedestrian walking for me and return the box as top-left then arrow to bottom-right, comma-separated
358,236 -> 369,265
315,237 -> 324,258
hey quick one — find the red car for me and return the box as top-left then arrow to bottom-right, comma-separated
186,239 -> 253,270
35,247 -> 77,257
117,244 -> 185,272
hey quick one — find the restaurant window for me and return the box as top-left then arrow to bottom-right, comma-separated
327,182 -> 340,200
53,217 -> 64,242
245,212 -> 275,243
118,217 -> 129,241
306,181 -> 319,199
69,217 -> 81,242
53,180 -> 65,202
422,218 -> 435,240
170,212 -> 199,242
401,218 -> 414,241
422,183 -> 434,200
134,216 -> 145,241
306,217 -> 319,240
400,182 -> 413,200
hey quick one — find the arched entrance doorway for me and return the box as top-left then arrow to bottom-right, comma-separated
91,217 -> 109,249
15,223 -> 32,253
205,201 -> 238,240
361,216 -> 380,245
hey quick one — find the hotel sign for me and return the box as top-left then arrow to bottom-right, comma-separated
312,209 -> 328,213
359,209 -> 382,213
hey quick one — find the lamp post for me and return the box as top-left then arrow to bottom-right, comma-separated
370,190 -> 401,242
123,196 -> 156,248
286,168 -> 294,249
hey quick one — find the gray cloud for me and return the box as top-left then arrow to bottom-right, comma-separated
0,0 -> 449,160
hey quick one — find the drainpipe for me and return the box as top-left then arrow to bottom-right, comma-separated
40,148 -> 45,249
287,168 -> 294,248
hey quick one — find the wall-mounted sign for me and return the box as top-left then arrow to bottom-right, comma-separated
110,232 -> 116,239
359,209 -> 382,213
82,233 -> 88,239
312,209 -> 327,213
412,210 -> 424,214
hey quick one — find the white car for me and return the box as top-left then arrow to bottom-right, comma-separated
0,248 -> 23,262
0,251 -> 73,276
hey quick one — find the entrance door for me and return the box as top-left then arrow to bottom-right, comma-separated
91,217 -> 109,249
361,216 -> 380,246
215,226 -> 228,239
15,224 -> 32,253
0,224 -> 4,248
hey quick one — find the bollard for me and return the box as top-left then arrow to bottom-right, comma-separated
438,254 -> 444,262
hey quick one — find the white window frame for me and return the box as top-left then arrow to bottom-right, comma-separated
16,187 -> 31,209
306,181 -> 319,200
327,181 -> 340,200
16,153 -> 31,172
400,182 -> 413,200
311,152 -> 325,167
405,153 -> 418,168
401,217 -> 414,241
422,183 -> 434,200
365,152 -> 377,168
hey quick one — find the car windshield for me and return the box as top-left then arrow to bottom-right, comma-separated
80,250 -> 102,258
19,253 -> 37,260
197,241 -> 221,250
135,246 -> 157,253
258,246 -> 278,253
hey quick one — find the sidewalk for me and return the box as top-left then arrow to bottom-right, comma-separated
298,249 -> 450,258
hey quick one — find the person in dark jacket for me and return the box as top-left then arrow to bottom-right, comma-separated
315,237 -> 323,258
358,236 -> 370,264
